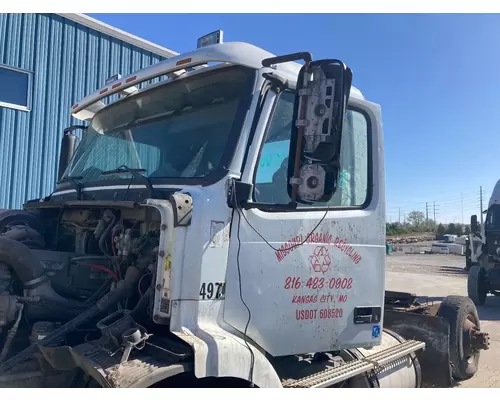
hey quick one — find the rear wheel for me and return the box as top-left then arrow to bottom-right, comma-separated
467,265 -> 488,306
437,295 -> 488,381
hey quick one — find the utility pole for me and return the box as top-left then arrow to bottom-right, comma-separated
433,201 -> 436,226
432,201 -> 440,236
480,186 -> 484,226
461,192 -> 464,225
425,202 -> 429,226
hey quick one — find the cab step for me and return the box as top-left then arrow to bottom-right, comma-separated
284,340 -> 425,388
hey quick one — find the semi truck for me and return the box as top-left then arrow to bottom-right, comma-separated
467,180 -> 500,305
0,32 -> 490,388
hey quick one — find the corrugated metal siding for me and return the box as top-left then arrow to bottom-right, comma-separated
0,13 -> 165,209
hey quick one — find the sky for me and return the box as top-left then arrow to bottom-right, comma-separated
89,13 -> 500,224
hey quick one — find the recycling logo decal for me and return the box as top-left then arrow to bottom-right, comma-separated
309,245 -> 332,274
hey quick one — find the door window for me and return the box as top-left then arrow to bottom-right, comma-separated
254,91 -> 370,208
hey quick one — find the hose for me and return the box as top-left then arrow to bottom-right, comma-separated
0,304 -> 24,364
0,266 -> 140,374
0,237 -> 46,284
84,278 -> 113,305
1,226 -> 45,249
0,237 -> 90,315
132,286 -> 153,316
98,214 -> 117,256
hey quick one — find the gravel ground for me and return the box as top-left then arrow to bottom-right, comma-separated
386,252 -> 500,388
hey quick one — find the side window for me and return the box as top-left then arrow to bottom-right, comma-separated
254,91 -> 369,208
0,65 -> 31,111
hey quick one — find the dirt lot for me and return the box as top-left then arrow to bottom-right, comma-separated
386,252 -> 500,388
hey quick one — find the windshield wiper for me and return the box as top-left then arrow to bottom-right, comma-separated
101,165 -> 156,199
57,175 -> 84,200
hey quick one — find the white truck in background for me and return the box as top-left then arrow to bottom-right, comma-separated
0,32 -> 490,388
467,180 -> 500,305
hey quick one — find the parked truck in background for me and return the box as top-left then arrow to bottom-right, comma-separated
468,180 -> 500,305
0,32 -> 490,388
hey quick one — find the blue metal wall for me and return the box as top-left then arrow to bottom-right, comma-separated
0,13 -> 165,209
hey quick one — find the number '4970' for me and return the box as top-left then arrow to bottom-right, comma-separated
199,282 -> 226,300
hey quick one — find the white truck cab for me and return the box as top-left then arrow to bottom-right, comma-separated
468,180 -> 500,305
0,33 -> 489,388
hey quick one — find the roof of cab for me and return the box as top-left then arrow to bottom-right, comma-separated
489,179 -> 500,208
72,41 -> 364,119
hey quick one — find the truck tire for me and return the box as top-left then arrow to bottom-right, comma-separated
467,265 -> 488,306
436,295 -> 481,381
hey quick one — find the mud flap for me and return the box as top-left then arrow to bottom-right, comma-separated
383,310 -> 452,388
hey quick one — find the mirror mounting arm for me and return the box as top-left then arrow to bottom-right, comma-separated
262,72 -> 289,93
63,125 -> 87,135
262,52 -> 313,68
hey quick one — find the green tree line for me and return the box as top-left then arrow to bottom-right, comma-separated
386,210 -> 471,237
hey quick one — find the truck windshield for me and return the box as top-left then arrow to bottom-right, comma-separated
58,66 -> 255,187
486,205 -> 500,230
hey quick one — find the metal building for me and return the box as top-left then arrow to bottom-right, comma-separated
0,13 -> 177,209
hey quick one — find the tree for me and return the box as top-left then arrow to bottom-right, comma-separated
437,223 -> 446,236
407,211 -> 425,226
386,222 -> 408,236
464,225 -> 471,235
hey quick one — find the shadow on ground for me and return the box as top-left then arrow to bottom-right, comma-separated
437,266 -> 468,276
476,296 -> 500,322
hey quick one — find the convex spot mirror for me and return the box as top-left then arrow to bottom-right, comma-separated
287,59 -> 353,204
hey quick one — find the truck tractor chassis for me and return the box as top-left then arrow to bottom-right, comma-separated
0,35 -> 492,388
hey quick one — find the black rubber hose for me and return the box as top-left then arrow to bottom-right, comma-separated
0,237 -> 46,283
98,214 -> 117,256
132,286 -> 153,315
0,236 -> 91,317
0,268 -> 140,374
1,225 -> 45,249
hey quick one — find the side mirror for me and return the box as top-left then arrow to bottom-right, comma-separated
58,125 -> 86,181
288,59 -> 353,203
471,215 -> 478,233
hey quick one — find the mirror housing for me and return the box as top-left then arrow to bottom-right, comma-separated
471,214 -> 478,234
287,59 -> 353,204
58,125 -> 86,181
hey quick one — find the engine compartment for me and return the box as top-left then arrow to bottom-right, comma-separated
0,204 -> 179,386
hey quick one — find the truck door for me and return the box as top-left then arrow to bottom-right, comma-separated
223,89 -> 386,356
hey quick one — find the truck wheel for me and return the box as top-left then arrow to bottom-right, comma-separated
467,265 -> 488,306
437,295 -> 488,381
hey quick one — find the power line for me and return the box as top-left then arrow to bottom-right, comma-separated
386,188 -> 487,208
387,193 -> 489,214
387,185 -> 491,225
